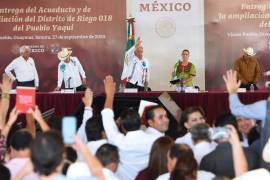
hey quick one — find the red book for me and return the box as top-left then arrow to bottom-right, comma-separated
16,86 -> 36,113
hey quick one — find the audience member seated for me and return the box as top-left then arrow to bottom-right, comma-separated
144,105 -> 169,138
101,76 -> 159,180
157,143 -> 215,180
85,115 -> 107,154
135,136 -> 174,180
18,130 -> 104,180
75,88 -> 108,160
175,106 -> 206,148
200,113 -> 259,178
169,156 -> 197,180
190,123 -> 216,164
76,88 -> 95,144
96,143 -> 120,180
236,117 -> 259,147
4,129 -> 38,180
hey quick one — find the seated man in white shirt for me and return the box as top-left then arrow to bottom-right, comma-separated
101,75 -> 157,180
121,37 -> 149,91
190,123 -> 216,164
96,144 -> 120,180
55,48 -> 87,92
144,105 -> 169,137
75,88 -> 107,159
5,45 -> 39,88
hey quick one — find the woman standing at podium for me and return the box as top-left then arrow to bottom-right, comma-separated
171,49 -> 196,89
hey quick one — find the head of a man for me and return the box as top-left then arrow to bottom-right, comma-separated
9,129 -> 33,159
30,130 -> 65,176
146,105 -> 169,133
20,46 -> 31,60
135,46 -> 143,60
237,117 -> 256,135
180,106 -> 206,132
167,144 -> 194,172
95,143 -> 119,172
85,115 -> 105,142
181,49 -> 190,62
190,123 -> 210,145
119,108 -> 141,133
243,54 -> 253,61
64,56 -> 71,63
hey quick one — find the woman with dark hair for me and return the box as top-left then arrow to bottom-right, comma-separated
171,49 -> 196,90
169,156 -> 197,180
175,106 -> 206,148
135,136 -> 174,180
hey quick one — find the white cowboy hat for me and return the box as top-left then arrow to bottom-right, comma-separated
57,48 -> 72,61
243,47 -> 256,56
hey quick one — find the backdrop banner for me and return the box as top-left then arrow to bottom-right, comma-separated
0,0 -> 126,91
205,0 -> 270,90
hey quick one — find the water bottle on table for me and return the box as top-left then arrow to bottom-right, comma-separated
250,84 -> 254,92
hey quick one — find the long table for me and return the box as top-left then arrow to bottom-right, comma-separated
9,91 -> 269,125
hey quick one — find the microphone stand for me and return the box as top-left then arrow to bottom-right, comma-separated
180,77 -> 184,92
67,77 -> 71,89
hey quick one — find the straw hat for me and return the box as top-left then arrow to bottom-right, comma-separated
57,48 -> 72,61
243,47 -> 256,56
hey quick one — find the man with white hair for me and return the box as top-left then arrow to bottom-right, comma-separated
121,37 -> 150,91
55,48 -> 86,91
234,47 -> 261,90
5,45 -> 39,88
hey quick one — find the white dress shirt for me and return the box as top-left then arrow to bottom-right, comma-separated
121,46 -> 150,87
193,141 -> 216,164
76,106 -> 93,144
5,56 -> 39,87
103,168 -> 121,180
175,132 -> 194,149
67,162 -> 120,180
156,170 -> 215,180
101,108 -> 157,180
5,157 -> 39,180
144,127 -> 165,137
57,56 -> 86,88
86,139 -> 108,155
241,133 -> 249,147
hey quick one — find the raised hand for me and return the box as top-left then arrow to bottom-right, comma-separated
82,88 -> 93,107
7,107 -> 20,126
223,70 -> 241,94
30,106 -> 43,121
1,73 -> 13,93
30,106 -> 50,132
135,37 -> 142,48
103,75 -> 116,97
103,75 -> 116,109
2,107 -> 20,137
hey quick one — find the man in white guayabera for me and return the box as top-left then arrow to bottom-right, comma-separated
55,48 -> 87,92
